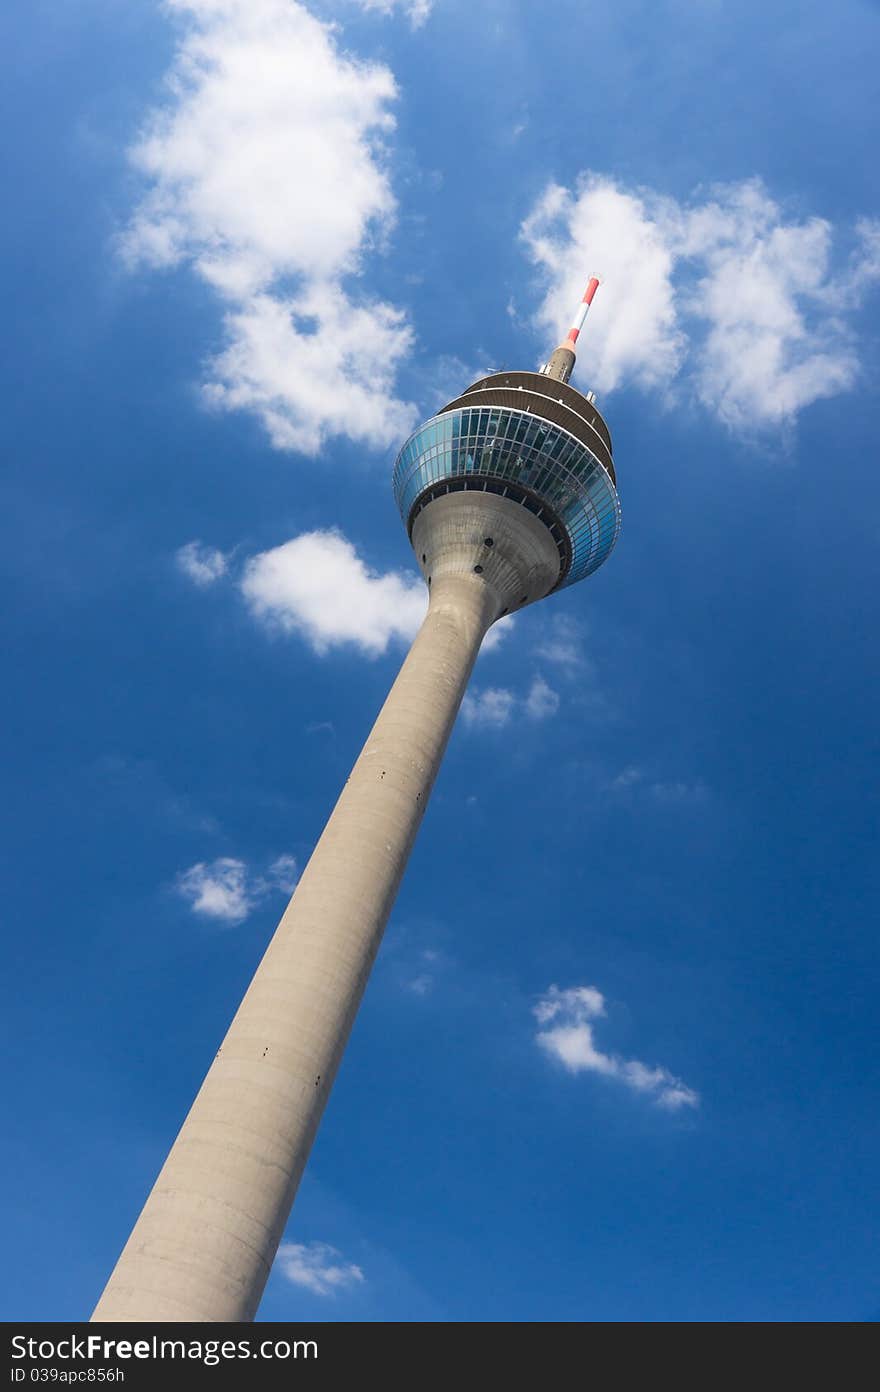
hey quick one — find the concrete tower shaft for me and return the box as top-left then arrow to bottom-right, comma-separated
93,304 -> 620,1324
93,567 -> 498,1322
92,507 -> 552,1323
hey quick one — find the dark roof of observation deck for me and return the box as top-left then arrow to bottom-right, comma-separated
436,370 -> 616,485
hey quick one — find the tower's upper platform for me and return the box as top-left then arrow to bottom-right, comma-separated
446,371 -> 614,483
392,368 -> 620,592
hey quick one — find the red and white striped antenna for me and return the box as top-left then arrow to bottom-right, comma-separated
541,275 -> 601,386
565,276 -> 600,347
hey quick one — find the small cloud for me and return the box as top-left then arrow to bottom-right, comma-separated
176,852 -> 296,925
176,857 -> 253,924
306,720 -> 335,736
611,765 -> 644,789
403,946 -> 447,996
241,529 -> 426,658
609,767 -> 707,803
276,1242 -> 365,1298
480,613 -> 515,653
384,939 -> 449,999
462,673 -> 559,728
524,675 -> 560,720
190,527 -> 519,664
176,541 -> 228,587
354,0 -> 433,27
405,974 -> 433,996
534,984 -> 699,1111
834,217 -> 880,305
534,984 -> 605,1026
267,854 -> 299,895
461,687 -> 517,729
534,615 -> 585,668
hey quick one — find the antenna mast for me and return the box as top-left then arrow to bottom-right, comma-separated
541,276 -> 600,385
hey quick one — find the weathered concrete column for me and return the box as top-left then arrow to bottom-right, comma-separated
92,572 -> 498,1323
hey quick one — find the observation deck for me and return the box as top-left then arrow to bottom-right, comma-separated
392,370 -> 620,592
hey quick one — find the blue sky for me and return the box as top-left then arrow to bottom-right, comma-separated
2,0 -> 879,1322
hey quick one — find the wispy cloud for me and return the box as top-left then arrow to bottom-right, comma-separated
268,853 -> 299,895
534,985 -> 699,1111
354,0 -> 433,27
275,1241 -> 365,1297
522,174 -> 880,431
838,218 -> 880,305
461,686 -> 517,729
405,972 -> 433,996
610,766 -> 708,804
533,614 -> 586,669
479,613 -> 515,654
462,674 -> 560,729
610,765 -> 644,790
175,540 -> 229,586
401,946 -> 445,997
523,674 -> 559,720
121,0 -> 416,454
176,852 -> 298,924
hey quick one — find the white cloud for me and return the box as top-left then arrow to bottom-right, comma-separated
268,853 -> 299,894
479,613 -> 515,653
354,0 -> 433,27
176,540 -> 229,586
121,0 -> 416,454
176,851 -> 296,923
610,766 -> 707,804
461,686 -> 517,729
522,177 -> 684,397
203,287 -> 414,455
682,185 -> 856,429
181,526 -> 516,660
405,973 -> 432,996
534,984 -> 699,1112
241,529 -> 426,656
837,217 -> 880,304
611,765 -> 644,790
462,673 -> 559,728
176,856 -> 254,923
276,1241 -> 365,1297
533,614 -> 585,668
402,946 -> 445,996
524,674 -> 560,720
522,174 -> 880,430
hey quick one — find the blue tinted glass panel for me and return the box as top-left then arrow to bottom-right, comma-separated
391,405 -> 621,586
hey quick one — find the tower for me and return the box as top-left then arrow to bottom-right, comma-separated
92,283 -> 620,1322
